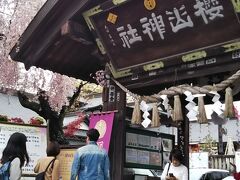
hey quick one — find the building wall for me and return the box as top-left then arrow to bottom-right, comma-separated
0,93 -> 38,123
0,93 -> 92,128
190,119 -> 240,143
1,93 -> 239,144
189,101 -> 240,143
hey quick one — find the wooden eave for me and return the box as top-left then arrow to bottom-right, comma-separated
9,0 -> 108,81
9,0 -> 240,99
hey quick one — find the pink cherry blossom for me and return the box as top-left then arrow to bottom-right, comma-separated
0,0 -> 79,113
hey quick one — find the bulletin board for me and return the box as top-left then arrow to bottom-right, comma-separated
0,122 -> 47,175
125,127 -> 174,170
57,148 -> 77,180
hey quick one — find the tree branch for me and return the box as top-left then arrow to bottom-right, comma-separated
17,91 -> 42,114
68,82 -> 87,110
38,91 -> 59,120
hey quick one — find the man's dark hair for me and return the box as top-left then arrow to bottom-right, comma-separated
47,141 -> 60,156
87,128 -> 100,142
169,148 -> 184,164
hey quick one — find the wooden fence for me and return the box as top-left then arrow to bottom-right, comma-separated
209,155 -> 235,172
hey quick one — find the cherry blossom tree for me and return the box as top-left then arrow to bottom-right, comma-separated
0,0 -> 88,144
17,78 -> 86,144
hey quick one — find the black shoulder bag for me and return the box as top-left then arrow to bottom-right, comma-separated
35,158 -> 56,180
167,162 -> 171,176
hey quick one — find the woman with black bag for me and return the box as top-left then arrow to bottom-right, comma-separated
0,132 -> 30,180
34,141 -> 60,180
161,148 -> 188,180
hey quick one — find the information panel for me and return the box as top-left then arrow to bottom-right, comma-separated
125,127 -> 174,170
0,122 -> 47,175
57,148 -> 76,180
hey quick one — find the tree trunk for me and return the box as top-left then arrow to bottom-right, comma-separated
17,83 -> 84,144
48,116 -> 68,144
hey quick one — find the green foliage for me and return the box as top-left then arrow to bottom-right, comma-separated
0,115 -> 9,122
200,134 -> 218,154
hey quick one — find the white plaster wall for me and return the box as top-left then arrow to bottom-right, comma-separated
0,93 -> 38,123
147,120 -> 240,145
80,95 -> 102,109
189,119 -> 240,143
1,93 -> 239,143
0,93 -> 91,128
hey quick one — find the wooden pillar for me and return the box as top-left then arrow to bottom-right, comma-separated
218,124 -> 224,154
103,80 -> 126,180
177,120 -> 189,167
177,96 -> 189,178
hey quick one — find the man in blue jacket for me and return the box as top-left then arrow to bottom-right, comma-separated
71,128 -> 110,180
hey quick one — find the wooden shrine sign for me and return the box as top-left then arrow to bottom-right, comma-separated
84,0 -> 240,78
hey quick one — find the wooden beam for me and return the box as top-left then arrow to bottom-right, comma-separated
61,20 -> 93,45
233,78 -> 240,96
122,61 -> 240,90
10,0 -> 92,66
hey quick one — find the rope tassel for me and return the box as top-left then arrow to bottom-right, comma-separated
197,96 -> 208,124
224,87 -> 235,118
172,95 -> 183,121
131,100 -> 141,125
151,103 -> 160,127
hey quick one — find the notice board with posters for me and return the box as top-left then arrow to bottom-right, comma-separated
57,148 -> 77,180
0,122 -> 47,175
125,127 -> 174,170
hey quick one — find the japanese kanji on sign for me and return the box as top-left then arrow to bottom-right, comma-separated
84,0 -> 240,73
